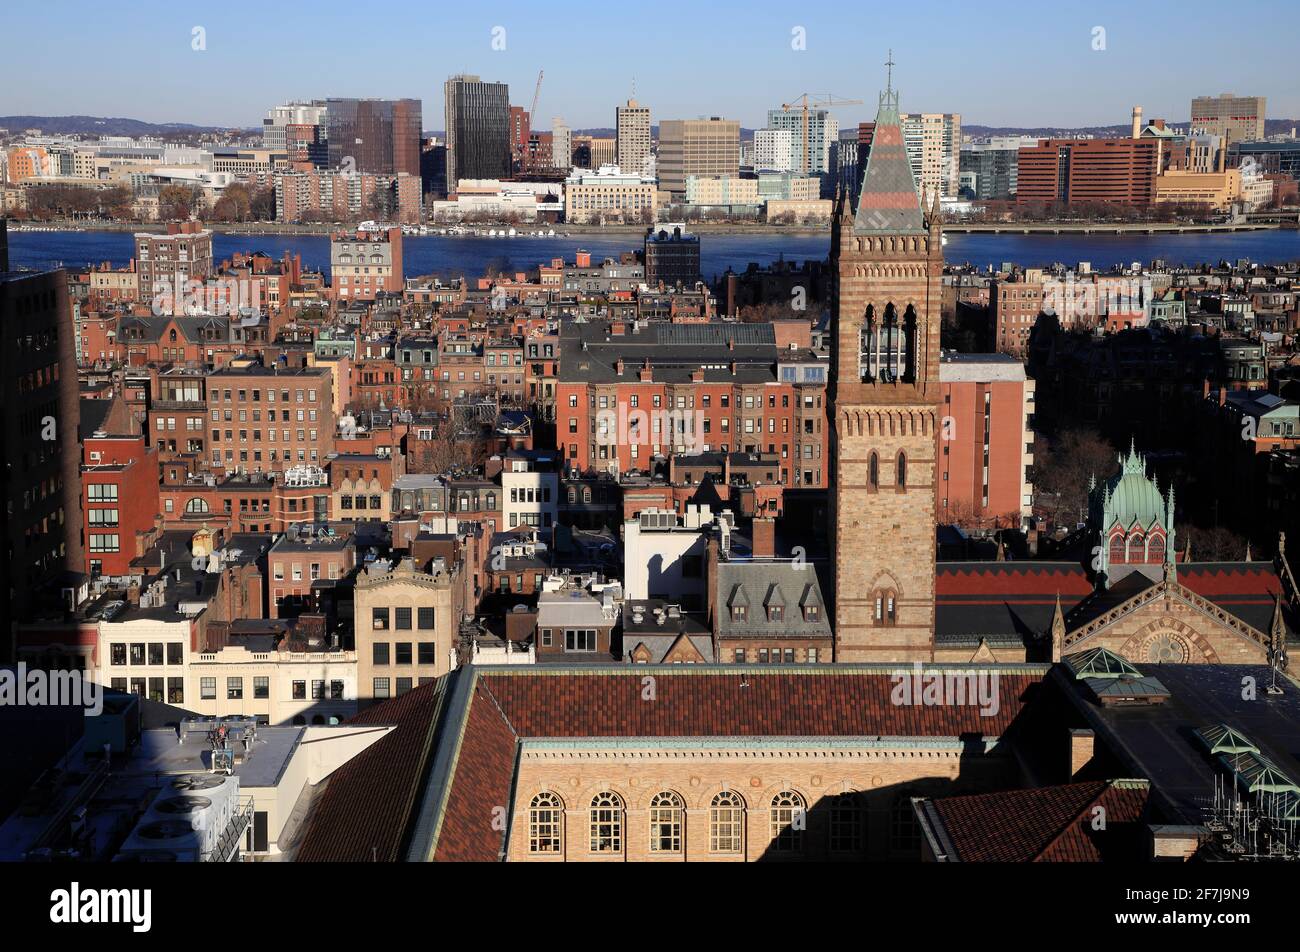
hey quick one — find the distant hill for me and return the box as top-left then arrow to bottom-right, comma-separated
965,118 -> 1298,139
0,115 -> 253,137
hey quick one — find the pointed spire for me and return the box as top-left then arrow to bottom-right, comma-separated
1246,541 -> 1253,562
1050,592 -> 1065,663
853,56 -> 926,235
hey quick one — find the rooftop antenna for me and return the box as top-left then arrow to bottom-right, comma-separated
885,49 -> 895,98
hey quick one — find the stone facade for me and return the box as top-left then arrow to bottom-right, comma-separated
830,94 -> 944,663
505,742 -> 1018,862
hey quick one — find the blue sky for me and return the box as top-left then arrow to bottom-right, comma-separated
4,0 -> 1298,130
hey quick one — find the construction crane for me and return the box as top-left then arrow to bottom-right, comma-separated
515,70 -> 544,168
779,93 -> 863,174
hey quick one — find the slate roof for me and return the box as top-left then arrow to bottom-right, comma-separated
1055,663 -> 1300,825
936,562 -> 1092,646
560,321 -> 779,385
853,92 -> 928,235
715,561 -> 831,641
915,779 -> 1152,862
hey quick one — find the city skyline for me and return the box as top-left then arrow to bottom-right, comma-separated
3,0 -> 1299,131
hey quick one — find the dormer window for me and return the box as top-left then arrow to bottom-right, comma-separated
732,605 -> 746,622
768,605 -> 783,622
804,604 -> 819,622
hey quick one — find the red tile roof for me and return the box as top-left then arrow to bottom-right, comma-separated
922,780 -> 1150,862
296,682 -> 444,863
479,668 -> 1043,739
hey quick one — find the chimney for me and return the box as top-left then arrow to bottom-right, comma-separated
1069,728 -> 1095,779
575,250 -> 591,268
615,358 -> 625,375
1219,386 -> 1227,407
751,517 -> 776,558
1202,378 -> 1211,399
639,359 -> 653,382
1131,106 -> 1143,139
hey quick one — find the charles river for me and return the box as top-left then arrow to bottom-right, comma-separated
8,228 -> 1300,282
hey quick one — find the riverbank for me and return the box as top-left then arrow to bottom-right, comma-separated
5,219 -> 831,238
11,227 -> 1300,279
11,217 -> 1289,238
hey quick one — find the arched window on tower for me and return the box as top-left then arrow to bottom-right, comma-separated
1148,534 -> 1165,565
902,305 -> 919,383
896,452 -> 907,490
1109,532 -> 1127,566
879,304 -> 903,383
868,452 -> 879,491
858,305 -> 876,382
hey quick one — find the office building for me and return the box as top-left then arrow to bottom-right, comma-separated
1,267 -> 83,658
325,98 -> 421,178
1016,138 -> 1159,206
616,98 -> 651,176
1190,93 -> 1266,145
263,100 -> 329,167
754,129 -> 796,172
444,75 -> 511,190
657,118 -> 740,201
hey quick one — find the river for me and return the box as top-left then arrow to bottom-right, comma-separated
8,228 -> 1300,282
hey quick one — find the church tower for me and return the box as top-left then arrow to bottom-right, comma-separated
829,73 -> 942,662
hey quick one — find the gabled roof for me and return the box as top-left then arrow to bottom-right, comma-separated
727,583 -> 750,608
400,665 -> 1050,861
764,583 -> 786,608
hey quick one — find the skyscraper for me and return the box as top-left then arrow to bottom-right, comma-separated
656,118 -> 740,202
765,107 -> 839,175
551,118 -> 572,170
1191,93 -> 1266,146
829,86 -> 943,663
616,98 -> 651,175
263,100 -> 329,167
325,98 -> 422,178
899,112 -> 961,199
444,75 -> 511,190
0,266 -> 83,659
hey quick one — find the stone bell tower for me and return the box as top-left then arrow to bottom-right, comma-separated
829,72 -> 943,662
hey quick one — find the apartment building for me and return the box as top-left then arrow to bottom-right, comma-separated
330,226 -> 403,301
354,556 -> 460,705
206,364 -> 336,476
900,112 -> 961,199
134,222 -> 213,303
616,98 -> 652,176
937,353 -> 1035,528
557,321 -> 828,488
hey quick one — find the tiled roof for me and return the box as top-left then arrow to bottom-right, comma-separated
401,665 -> 1051,861
296,681 -> 446,862
919,779 -> 1151,861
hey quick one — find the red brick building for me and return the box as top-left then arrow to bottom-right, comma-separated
937,354 -> 1035,529
557,321 -> 829,488
1017,138 -> 1159,207
80,396 -> 161,578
